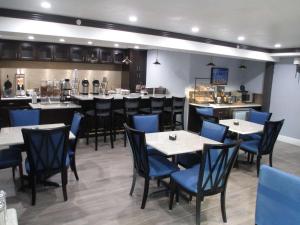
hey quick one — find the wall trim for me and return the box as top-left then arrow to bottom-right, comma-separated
278,135 -> 300,147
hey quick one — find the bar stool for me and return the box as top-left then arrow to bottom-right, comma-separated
140,96 -> 165,129
114,97 -> 140,147
164,96 -> 185,130
86,97 -> 114,150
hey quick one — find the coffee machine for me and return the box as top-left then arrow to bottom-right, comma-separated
60,79 -> 72,102
92,80 -> 100,95
81,79 -> 89,95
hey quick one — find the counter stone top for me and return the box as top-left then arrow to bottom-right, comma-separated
189,102 -> 262,109
72,93 -> 175,101
1,96 -> 33,101
29,102 -> 81,110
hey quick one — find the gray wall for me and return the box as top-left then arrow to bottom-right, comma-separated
269,60 -> 300,139
146,50 -> 265,96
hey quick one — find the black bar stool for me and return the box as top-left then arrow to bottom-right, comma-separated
140,96 -> 165,129
114,97 -> 140,146
86,97 -> 114,150
164,96 -> 185,130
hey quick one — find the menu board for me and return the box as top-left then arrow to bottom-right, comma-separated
211,68 -> 228,85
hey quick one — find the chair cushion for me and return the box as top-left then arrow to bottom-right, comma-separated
171,165 -> 200,193
240,140 -> 260,153
25,155 -> 70,173
177,153 -> 200,168
148,155 -> 179,178
241,133 -> 262,141
0,149 -> 22,169
147,146 -> 166,157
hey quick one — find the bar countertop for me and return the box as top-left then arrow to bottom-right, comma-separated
72,93 -> 174,101
189,102 -> 262,109
29,102 -> 81,110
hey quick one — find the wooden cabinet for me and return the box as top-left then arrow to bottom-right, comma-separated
86,47 -> 100,63
0,41 -> 18,60
37,43 -> 53,61
128,50 -> 147,92
100,48 -> 113,63
70,46 -> 85,62
18,42 -> 36,60
113,50 -> 125,64
53,44 -> 69,61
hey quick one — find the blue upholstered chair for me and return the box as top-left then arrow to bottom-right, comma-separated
177,120 -> 229,168
69,112 -> 84,181
169,142 -> 240,225
195,107 -> 214,117
22,126 -> 70,205
240,120 -> 284,176
256,165 -> 300,225
124,123 -> 179,209
9,109 -> 40,126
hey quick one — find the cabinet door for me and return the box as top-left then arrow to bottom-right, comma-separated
113,50 -> 125,64
37,44 -> 53,61
0,41 -> 18,60
18,42 -> 36,60
100,48 -> 113,63
53,44 -> 70,61
86,47 -> 100,63
70,46 -> 85,62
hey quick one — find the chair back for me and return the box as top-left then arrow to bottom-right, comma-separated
248,110 -> 272,125
198,142 -> 240,195
22,126 -> 70,174
133,114 -> 159,133
124,123 -> 149,177
255,165 -> 300,225
94,98 -> 113,117
150,97 -> 165,114
171,97 -> 185,112
124,97 -> 140,115
196,107 -> 214,117
10,109 -> 40,126
200,120 -> 228,143
259,120 -> 284,155
70,112 -> 84,151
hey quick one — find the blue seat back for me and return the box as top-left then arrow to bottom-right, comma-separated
200,120 -> 228,143
256,165 -> 300,225
10,109 -> 40,126
22,126 -> 70,173
70,112 -> 84,151
133,114 -> 159,133
196,107 -> 214,117
248,110 -> 272,125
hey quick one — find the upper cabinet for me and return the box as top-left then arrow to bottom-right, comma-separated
100,48 -> 113,63
37,44 -> 53,61
113,50 -> 125,64
86,47 -> 100,63
53,44 -> 69,62
0,41 -> 18,60
18,42 -> 36,60
70,46 -> 85,62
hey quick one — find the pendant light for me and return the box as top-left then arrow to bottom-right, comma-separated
206,56 -> 216,67
239,60 -> 247,70
153,49 -> 161,65
122,56 -> 132,65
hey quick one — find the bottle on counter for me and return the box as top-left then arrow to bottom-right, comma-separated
32,91 -> 37,104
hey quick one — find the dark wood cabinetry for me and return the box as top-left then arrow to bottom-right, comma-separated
86,47 -> 100,63
0,41 -> 18,60
37,43 -> 53,61
19,42 -> 36,60
100,48 -> 113,63
113,50 -> 125,64
53,44 -> 69,61
70,46 -> 85,62
128,50 -> 147,92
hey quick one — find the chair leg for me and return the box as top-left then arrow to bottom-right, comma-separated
18,162 -> 24,187
169,180 -> 175,210
110,123 -> 114,149
181,113 -> 184,130
269,153 -> 273,167
157,179 -> 160,187
250,153 -> 254,164
72,157 -> 79,181
61,168 -> 68,201
220,191 -> 227,222
129,168 -> 137,196
95,117 -> 98,151
196,195 -> 202,225
141,178 -> 149,209
12,166 -> 16,181
124,132 -> 127,147
30,175 -> 36,206
171,113 -> 175,131
256,156 -> 261,177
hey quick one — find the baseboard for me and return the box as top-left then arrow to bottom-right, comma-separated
278,135 -> 300,147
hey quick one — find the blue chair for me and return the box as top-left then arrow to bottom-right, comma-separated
196,107 -> 214,117
9,109 -> 40,126
69,112 -> 84,181
169,142 -> 240,225
177,120 -> 229,168
256,165 -> 300,225
124,123 -> 179,209
22,126 -> 70,205
240,120 -> 284,176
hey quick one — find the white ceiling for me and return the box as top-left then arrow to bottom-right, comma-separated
0,0 -> 300,49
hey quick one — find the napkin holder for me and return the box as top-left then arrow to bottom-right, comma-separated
169,134 -> 177,141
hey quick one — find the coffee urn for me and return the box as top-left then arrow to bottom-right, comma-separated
81,79 -> 89,95
92,80 -> 100,95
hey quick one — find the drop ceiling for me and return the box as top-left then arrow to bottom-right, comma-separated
0,0 -> 300,49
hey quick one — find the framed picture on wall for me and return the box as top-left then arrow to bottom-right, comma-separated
211,67 -> 229,85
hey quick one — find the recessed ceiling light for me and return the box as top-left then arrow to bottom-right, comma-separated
274,43 -> 281,48
114,43 -> 119,47
28,35 -> 35,40
88,41 -> 93,45
41,2 -> 51,9
59,38 -> 65,42
191,27 -> 199,33
129,16 -> 138,22
237,36 -> 245,41
134,45 -> 140,49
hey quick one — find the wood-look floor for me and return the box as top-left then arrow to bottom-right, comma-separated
1,138 -> 300,225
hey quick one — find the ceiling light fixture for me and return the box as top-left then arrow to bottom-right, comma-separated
206,56 -> 216,67
88,41 -> 93,45
129,16 -> 138,22
134,45 -> 140,49
153,49 -> 161,65
191,27 -> 199,33
114,43 -> 119,47
28,35 -> 35,40
239,64 -> 247,70
274,43 -> 281,48
238,36 -> 245,41
59,38 -> 65,42
41,2 -> 51,9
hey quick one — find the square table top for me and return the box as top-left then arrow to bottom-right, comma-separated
145,130 -> 221,156
219,119 -> 264,135
0,123 -> 75,147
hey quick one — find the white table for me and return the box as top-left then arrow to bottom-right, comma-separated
6,208 -> 18,225
0,123 -> 75,147
145,130 -> 221,156
219,119 -> 264,138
